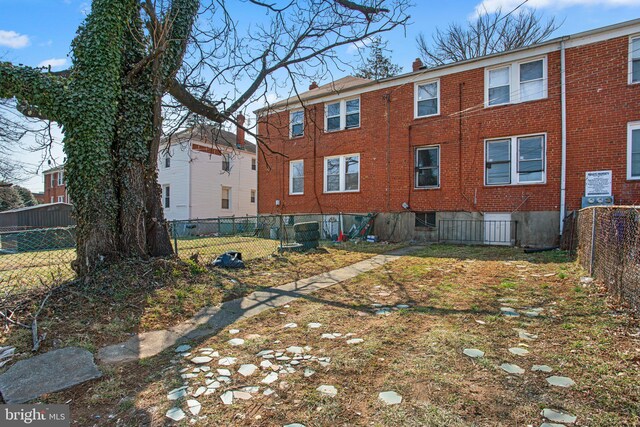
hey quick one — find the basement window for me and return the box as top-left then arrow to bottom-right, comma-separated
415,212 -> 436,228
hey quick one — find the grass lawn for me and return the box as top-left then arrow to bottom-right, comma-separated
5,244 -> 639,426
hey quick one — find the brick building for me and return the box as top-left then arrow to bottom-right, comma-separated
256,19 -> 640,246
42,166 -> 69,204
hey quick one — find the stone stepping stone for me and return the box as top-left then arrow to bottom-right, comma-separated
515,329 -> 538,340
346,338 -> 364,345
167,386 -> 188,400
463,349 -> 485,358
186,399 -> 202,416
242,386 -> 260,393
375,309 -> 391,315
228,338 -> 245,346
166,407 -> 186,421
475,320 -> 486,325
283,323 -> 298,328
304,368 -> 316,377
287,346 -> 304,354
541,408 -> 577,424
500,307 -> 520,317
524,311 -> 541,317
509,347 -> 530,356
218,357 -> 237,366
220,390 -> 234,405
378,391 -> 402,405
233,390 -> 253,400
532,365 -> 553,373
191,356 -> 213,364
260,360 -> 273,369
284,424 -> 306,427
263,388 -> 275,396
175,344 -> 191,353
257,349 -> 274,356
229,329 -> 240,334
321,333 -> 337,339
396,304 -> 410,309
317,385 -> 338,397
546,376 -> 575,387
307,322 -> 322,328
500,363 -> 525,374
193,386 -> 206,397
261,372 -> 279,384
540,423 -> 565,427
0,347 -> 102,404
217,368 -> 232,376
238,364 -> 258,377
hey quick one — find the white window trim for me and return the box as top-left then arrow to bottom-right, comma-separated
630,35 -> 640,85
323,153 -> 360,193
414,79 -> 440,119
57,170 -> 64,186
484,56 -> 548,107
57,195 -> 64,203
250,189 -> 256,203
628,121 -> 640,180
163,184 -> 170,209
324,97 -> 360,132
414,145 -> 441,189
221,186 -> 231,209
289,160 -> 304,195
50,173 -> 55,187
484,133 -> 547,186
289,109 -> 304,138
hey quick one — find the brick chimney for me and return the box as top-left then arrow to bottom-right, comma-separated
236,114 -> 245,149
412,58 -> 424,72
309,81 -> 319,90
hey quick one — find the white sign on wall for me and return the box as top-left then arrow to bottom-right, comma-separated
585,170 -> 612,197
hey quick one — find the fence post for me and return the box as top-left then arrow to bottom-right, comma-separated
172,220 -> 178,255
590,208 -> 597,276
279,214 -> 284,249
513,221 -> 518,246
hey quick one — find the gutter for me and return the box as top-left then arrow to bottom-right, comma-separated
559,39 -> 568,235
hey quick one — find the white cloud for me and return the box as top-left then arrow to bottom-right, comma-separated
0,30 -> 30,49
474,0 -> 640,15
346,37 -> 373,55
38,58 -> 67,69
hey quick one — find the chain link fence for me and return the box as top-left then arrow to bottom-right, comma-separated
574,206 -> 640,311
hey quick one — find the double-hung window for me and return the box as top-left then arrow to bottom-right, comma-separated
630,36 -> 640,84
58,170 -> 64,186
415,80 -> 439,118
289,160 -> 304,195
221,187 -> 230,209
290,110 -> 304,137
324,154 -> 360,193
251,158 -> 257,171
164,153 -> 171,168
486,57 -> 546,106
629,122 -> 640,180
250,190 -> 256,203
164,185 -> 170,208
415,146 -> 440,188
325,98 -> 360,132
485,134 -> 546,185
222,154 -> 231,172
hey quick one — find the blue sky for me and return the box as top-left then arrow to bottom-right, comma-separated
1,0 -> 639,191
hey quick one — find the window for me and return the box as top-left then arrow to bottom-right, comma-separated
57,196 -> 64,203
250,189 -> 256,203
485,134 -> 546,185
415,212 -> 436,228
164,185 -> 170,209
290,110 -> 304,137
57,170 -> 64,186
289,160 -> 304,195
415,146 -> 440,188
415,80 -> 439,117
631,36 -> 640,84
221,187 -> 230,209
324,154 -> 360,193
325,98 -> 360,131
486,58 -> 546,106
164,153 -> 171,168
222,154 -> 231,172
251,158 -> 257,171
50,173 -> 55,188
629,122 -> 640,180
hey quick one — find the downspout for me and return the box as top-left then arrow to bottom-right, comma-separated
187,143 -> 192,219
255,113 -> 260,216
385,93 -> 391,212
559,40 -> 567,235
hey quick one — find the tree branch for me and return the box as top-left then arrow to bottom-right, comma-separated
167,78 -> 225,122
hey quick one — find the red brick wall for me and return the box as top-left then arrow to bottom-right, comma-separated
258,35 -> 639,215
43,172 -> 68,204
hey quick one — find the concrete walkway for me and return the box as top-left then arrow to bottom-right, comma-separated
98,246 -> 421,364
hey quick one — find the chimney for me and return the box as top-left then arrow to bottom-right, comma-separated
309,81 -> 319,90
412,58 -> 424,72
236,114 -> 245,149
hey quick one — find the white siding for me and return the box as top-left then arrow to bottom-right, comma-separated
157,144 -> 191,220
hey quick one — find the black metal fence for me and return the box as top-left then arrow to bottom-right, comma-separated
437,219 -> 518,246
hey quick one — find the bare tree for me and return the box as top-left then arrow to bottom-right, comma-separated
354,36 -> 403,80
0,0 -> 410,274
416,8 -> 560,68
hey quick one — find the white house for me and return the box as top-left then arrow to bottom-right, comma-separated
157,118 -> 258,220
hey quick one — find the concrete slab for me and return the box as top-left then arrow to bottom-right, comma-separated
0,347 -> 102,404
98,246 -> 421,364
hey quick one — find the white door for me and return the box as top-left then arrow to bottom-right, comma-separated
484,213 -> 512,245
323,215 -> 340,240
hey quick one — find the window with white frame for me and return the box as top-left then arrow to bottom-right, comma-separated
221,187 -> 230,209
289,160 -> 304,195
290,110 -> 304,137
629,122 -> 640,179
164,185 -> 170,208
57,196 -> 64,203
485,134 -> 546,185
324,154 -> 360,193
250,189 -> 256,203
164,153 -> 171,168
251,158 -> 257,171
50,196 -> 54,204
415,81 -> 439,117
50,173 -> 55,188
631,36 -> 640,84
57,170 -> 64,186
222,153 -> 231,172
325,98 -> 360,132
415,146 -> 440,188
486,58 -> 546,106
